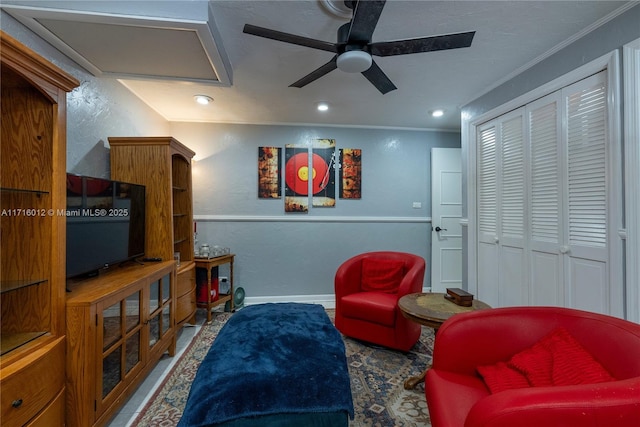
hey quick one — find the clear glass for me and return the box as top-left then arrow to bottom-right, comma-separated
149,280 -> 160,314
125,291 -> 140,332
102,347 -> 121,398
162,274 -> 171,304
125,331 -> 140,374
148,314 -> 159,348
161,304 -> 171,336
103,301 -> 121,351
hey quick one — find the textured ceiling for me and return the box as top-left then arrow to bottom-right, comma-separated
2,1 -> 633,131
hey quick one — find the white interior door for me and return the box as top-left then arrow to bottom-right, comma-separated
431,148 -> 462,293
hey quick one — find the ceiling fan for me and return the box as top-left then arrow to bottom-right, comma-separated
242,0 -> 475,94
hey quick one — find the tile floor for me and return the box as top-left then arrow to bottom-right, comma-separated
105,310 -> 210,426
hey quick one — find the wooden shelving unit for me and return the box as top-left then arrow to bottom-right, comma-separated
0,30 -> 79,426
109,137 -> 197,327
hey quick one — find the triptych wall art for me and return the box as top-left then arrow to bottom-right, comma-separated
257,140 -> 361,213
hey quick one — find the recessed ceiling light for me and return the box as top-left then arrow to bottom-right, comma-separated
431,109 -> 444,118
194,95 -> 213,105
317,102 -> 329,112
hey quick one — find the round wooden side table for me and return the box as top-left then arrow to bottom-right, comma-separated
398,292 -> 491,389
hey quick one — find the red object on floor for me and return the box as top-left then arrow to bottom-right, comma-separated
197,277 -> 219,303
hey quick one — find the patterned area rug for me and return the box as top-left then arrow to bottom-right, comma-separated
134,309 -> 435,426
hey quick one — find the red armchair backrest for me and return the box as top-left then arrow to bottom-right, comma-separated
438,306 -> 640,380
335,251 -> 426,296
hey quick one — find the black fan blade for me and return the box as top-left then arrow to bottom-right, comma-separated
243,24 -> 337,53
347,0 -> 386,42
370,31 -> 475,56
361,60 -> 397,94
290,56 -> 338,88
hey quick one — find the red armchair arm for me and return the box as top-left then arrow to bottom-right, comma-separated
396,257 -> 425,296
334,257 -> 363,298
465,378 -> 640,427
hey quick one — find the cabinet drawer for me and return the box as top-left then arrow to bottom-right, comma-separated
176,266 -> 195,297
26,388 -> 65,427
177,290 -> 196,323
0,338 -> 65,427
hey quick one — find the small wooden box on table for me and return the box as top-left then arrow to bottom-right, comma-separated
194,254 -> 235,322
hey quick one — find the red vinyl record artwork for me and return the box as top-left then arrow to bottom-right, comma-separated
285,153 -> 329,195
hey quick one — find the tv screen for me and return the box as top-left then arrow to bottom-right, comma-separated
66,174 -> 145,279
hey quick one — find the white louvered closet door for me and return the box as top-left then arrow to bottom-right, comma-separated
476,109 -> 526,307
477,122 -> 500,305
498,111 -> 526,306
477,70 -> 610,313
528,92 -> 564,306
562,72 -> 609,313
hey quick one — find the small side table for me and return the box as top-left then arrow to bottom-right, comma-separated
194,254 -> 235,322
398,292 -> 491,389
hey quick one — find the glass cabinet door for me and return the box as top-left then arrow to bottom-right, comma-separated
101,290 -> 142,401
102,301 -> 122,398
148,274 -> 172,350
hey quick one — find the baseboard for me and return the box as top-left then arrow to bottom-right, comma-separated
243,290 -> 433,309
244,294 -> 336,309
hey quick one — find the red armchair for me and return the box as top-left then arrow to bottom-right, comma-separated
425,306 -> 640,427
334,251 -> 426,352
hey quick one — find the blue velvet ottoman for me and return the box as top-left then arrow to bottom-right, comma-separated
178,303 -> 354,427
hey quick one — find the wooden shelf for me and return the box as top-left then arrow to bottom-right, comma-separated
0,331 -> 48,356
1,278 -> 47,294
0,187 -> 49,195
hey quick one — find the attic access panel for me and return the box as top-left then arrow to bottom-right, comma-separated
2,6 -> 231,85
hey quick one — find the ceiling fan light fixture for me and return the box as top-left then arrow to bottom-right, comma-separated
194,94 -> 213,105
336,50 -> 372,73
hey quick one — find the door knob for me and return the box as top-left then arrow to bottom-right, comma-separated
434,226 -> 447,232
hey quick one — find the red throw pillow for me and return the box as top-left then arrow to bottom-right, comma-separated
477,327 -> 615,393
477,361 -> 531,394
546,328 -> 616,386
361,258 -> 405,293
508,334 -> 555,386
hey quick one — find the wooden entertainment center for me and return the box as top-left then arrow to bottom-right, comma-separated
1,33 -> 199,426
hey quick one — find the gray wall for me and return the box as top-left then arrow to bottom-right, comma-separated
460,4 -> 640,286
170,122 -> 460,299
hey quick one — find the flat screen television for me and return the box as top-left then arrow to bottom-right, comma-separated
66,174 -> 146,279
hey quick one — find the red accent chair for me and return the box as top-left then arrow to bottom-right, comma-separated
334,251 -> 426,352
425,306 -> 640,427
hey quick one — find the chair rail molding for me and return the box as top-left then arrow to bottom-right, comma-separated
194,215 -> 431,224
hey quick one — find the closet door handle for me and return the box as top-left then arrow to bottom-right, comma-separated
560,246 -> 570,254
434,226 -> 447,232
